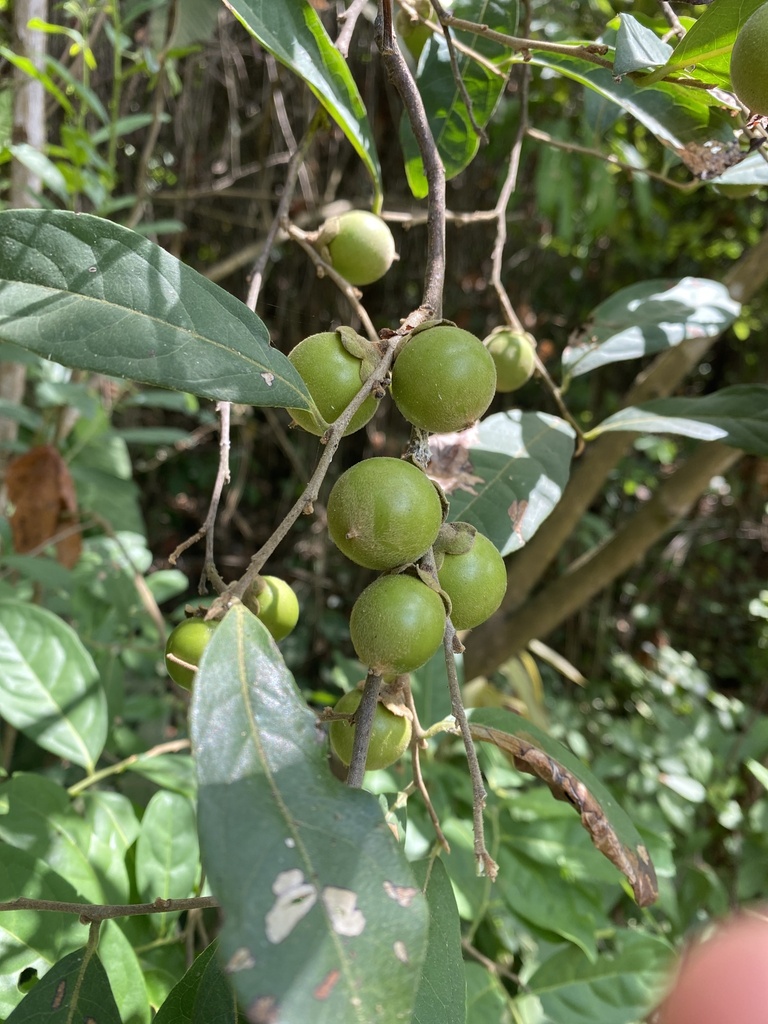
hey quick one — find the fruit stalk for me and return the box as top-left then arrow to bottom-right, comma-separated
345,672 -> 383,788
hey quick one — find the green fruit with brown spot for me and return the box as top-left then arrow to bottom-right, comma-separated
350,574 -> 446,674
329,688 -> 412,771
391,325 -> 497,433
287,331 -> 377,436
327,457 -> 443,570
437,531 -> 507,630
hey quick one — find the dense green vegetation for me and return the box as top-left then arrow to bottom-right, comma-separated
1,0 -> 768,1021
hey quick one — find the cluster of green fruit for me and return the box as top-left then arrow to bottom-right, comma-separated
164,575 -> 299,689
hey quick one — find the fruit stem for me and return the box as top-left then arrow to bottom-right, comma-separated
346,672 -> 383,787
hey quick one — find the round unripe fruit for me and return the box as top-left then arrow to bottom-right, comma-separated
243,575 -> 299,642
437,531 -> 507,630
287,331 -> 377,436
484,329 -> 536,393
730,5 -> 768,114
713,183 -> 760,199
327,458 -> 443,570
391,325 -> 497,433
350,574 -> 446,674
327,211 -> 396,287
165,618 -> 218,689
329,689 -> 412,771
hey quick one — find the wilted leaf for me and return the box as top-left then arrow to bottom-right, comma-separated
468,707 -> 658,906
7,445 -> 81,568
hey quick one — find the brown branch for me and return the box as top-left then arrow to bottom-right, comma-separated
345,672 -> 383,788
337,0 -> 370,58
430,0 -> 487,142
0,896 -> 218,922
377,0 -> 446,317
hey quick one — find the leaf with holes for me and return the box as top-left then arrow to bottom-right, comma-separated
5,946 -> 121,1024
191,607 -> 429,1024
0,210 -> 311,410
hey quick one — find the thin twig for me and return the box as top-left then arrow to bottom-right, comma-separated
67,739 -> 191,797
658,1 -> 685,39
247,109 -> 324,311
125,67 -> 168,229
406,679 -> 451,850
377,0 -> 446,317
337,0 -> 371,58
346,672 -> 383,788
0,896 -> 218,921
430,0 -> 487,142
444,625 -> 498,879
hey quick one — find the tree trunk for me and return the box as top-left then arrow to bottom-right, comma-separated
0,0 -> 48,460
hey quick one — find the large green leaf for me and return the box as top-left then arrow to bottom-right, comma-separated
586,384 -> 768,455
411,859 -> 465,1024
468,707 -> 658,906
80,791 -> 140,905
0,846 -> 85,1018
99,921 -> 152,1024
432,411 -> 575,556
0,775 -> 105,902
154,941 -> 244,1023
562,277 -> 740,381
0,210 -> 311,410
135,791 -> 200,934
642,0 -> 767,87
222,0 -> 381,201
402,0 -> 518,198
527,930 -> 673,1024
0,601 -> 107,772
191,607 -> 429,1024
5,946 -> 121,1024
530,49 -> 733,154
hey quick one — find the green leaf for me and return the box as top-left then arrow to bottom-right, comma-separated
586,385 -> 768,455
465,962 -> 510,1023
528,930 -> 673,1024
80,790 -> 141,904
642,0 -> 767,88
5,946 -> 121,1024
0,601 -> 107,772
191,606 -> 429,1024
0,775 -> 105,903
411,859 -> 466,1024
613,14 -> 672,76
436,411 -> 575,556
0,846 -> 85,1018
135,791 -> 200,932
402,0 -> 517,198
468,707 -> 658,906
154,941 -> 243,1023
222,0 -> 382,202
530,50 -> 732,153
125,752 -> 197,798
562,277 -> 740,381
99,921 -> 152,1024
0,209 -> 311,410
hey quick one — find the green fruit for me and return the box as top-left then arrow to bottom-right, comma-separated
350,574 -> 446,674
326,211 -> 396,287
484,329 -> 536,393
730,5 -> 768,114
391,325 -> 497,433
329,688 -> 412,771
165,617 -> 218,689
287,331 -> 377,436
327,457 -> 443,570
437,531 -> 507,630
244,575 -> 299,641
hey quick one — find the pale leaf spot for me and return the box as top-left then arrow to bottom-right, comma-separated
265,870 -> 318,944
321,886 -> 366,937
